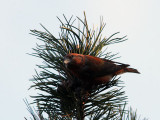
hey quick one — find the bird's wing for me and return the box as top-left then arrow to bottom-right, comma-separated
78,56 -> 129,78
94,59 -> 130,77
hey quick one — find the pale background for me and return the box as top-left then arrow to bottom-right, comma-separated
0,0 -> 159,119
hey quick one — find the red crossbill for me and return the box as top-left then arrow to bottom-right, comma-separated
64,53 -> 140,85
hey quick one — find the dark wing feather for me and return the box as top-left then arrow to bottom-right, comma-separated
78,56 -> 129,78
92,59 -> 129,77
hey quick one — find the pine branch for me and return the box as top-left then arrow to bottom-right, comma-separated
26,13 -> 145,120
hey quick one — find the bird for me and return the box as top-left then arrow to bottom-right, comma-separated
63,53 -> 140,86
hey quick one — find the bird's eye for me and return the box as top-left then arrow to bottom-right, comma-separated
68,55 -> 73,59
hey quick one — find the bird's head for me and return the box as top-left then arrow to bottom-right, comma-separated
63,53 -> 84,69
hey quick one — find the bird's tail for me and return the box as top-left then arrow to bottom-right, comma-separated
115,67 -> 140,75
124,68 -> 140,74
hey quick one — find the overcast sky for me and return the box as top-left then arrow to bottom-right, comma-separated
0,0 -> 159,119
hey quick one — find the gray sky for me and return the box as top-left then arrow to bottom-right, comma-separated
0,0 -> 159,119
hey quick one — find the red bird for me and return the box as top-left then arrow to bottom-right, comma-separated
64,53 -> 140,85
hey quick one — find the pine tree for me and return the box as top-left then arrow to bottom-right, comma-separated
26,13 -> 147,120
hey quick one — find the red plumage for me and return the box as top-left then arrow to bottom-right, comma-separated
64,53 -> 140,85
